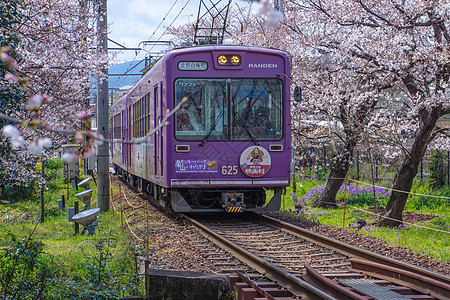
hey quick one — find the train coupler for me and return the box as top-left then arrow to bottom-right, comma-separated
222,192 -> 245,213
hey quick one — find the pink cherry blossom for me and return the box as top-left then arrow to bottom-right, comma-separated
4,72 -> 17,82
77,113 -> 92,121
28,95 -> 43,110
2,125 -> 20,139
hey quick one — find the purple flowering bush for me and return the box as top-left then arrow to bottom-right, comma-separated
295,183 -> 390,210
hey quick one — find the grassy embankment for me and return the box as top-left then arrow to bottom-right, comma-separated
276,178 -> 450,262
0,158 -> 144,299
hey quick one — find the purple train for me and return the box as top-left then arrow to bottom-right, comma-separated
111,45 -> 293,212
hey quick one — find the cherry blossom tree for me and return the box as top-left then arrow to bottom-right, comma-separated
169,0 -> 450,226
285,0 -> 450,225
1,0 -> 104,197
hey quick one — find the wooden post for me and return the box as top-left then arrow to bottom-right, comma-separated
370,163 -> 377,215
342,177 -> 348,229
109,173 -> 114,217
74,201 -> 79,235
145,200 -> 150,294
67,163 -> 70,205
356,150 -> 360,181
448,151 -> 450,185
119,184 -> 124,233
292,172 -> 297,194
40,160 -> 45,224
146,201 -> 150,262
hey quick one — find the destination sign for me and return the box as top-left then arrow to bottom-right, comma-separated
177,61 -> 208,71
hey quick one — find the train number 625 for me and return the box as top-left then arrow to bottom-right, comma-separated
221,165 -> 238,175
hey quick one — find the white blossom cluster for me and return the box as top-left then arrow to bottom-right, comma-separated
1,0 -> 106,190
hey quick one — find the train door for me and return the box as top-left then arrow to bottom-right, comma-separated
128,107 -> 131,168
159,82 -> 164,178
153,85 -> 159,177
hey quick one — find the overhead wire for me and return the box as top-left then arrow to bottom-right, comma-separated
115,0 -> 181,77
113,0 -> 191,89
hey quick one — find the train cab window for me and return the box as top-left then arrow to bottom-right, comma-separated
175,79 -> 227,141
174,78 -> 282,142
231,79 -> 283,140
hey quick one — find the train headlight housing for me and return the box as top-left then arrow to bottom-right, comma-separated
217,54 -> 241,66
231,55 -> 240,65
218,55 -> 228,65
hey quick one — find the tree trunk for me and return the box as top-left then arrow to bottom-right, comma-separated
315,139 -> 355,208
380,107 -> 442,227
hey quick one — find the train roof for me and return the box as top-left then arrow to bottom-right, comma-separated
166,44 -> 290,57
110,45 -> 290,112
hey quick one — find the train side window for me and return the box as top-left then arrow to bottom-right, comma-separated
113,113 -> 121,139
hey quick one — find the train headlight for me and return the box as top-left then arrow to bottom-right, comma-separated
218,55 -> 228,65
231,55 -> 240,65
217,55 -> 242,66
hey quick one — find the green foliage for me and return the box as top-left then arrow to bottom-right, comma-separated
0,230 -> 142,300
281,179 -> 450,261
45,158 -> 63,170
346,192 -> 382,207
52,232 -> 140,300
296,166 -> 329,182
428,150 -> 448,189
44,158 -> 64,183
408,182 -> 450,211
43,207 -> 61,218
0,183 -> 36,202
0,234 -> 57,300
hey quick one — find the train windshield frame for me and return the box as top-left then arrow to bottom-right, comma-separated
174,78 -> 283,141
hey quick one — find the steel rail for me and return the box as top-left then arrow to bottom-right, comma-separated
259,214 -> 450,285
237,272 -> 278,300
182,214 -> 337,300
303,260 -> 370,300
350,258 -> 450,299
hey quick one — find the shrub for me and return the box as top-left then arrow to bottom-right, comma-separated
45,158 -> 63,170
0,184 -> 36,202
428,150 -> 448,189
408,183 -> 449,210
296,183 -> 390,209
0,235 -> 57,299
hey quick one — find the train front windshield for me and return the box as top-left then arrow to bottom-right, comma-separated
175,78 -> 283,141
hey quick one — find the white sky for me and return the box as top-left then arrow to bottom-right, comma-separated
108,0 -> 200,63
107,0 -> 256,63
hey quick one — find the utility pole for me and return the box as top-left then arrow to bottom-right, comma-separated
97,0 -> 109,211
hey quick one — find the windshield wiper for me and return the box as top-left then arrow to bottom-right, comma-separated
236,116 -> 259,146
199,111 -> 224,146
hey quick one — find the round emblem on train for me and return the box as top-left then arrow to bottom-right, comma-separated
240,146 -> 271,178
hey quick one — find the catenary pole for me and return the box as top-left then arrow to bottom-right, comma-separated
97,0 -> 109,211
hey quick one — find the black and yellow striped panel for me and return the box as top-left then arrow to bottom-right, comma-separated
226,206 -> 243,213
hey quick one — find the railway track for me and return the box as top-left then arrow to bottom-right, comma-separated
183,212 -> 450,300
112,177 -> 450,299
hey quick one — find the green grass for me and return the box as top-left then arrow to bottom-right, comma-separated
277,179 -> 450,262
0,158 -> 143,299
